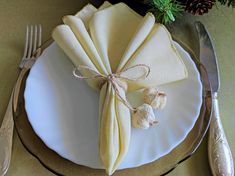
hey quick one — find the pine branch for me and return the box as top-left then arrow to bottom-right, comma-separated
144,0 -> 184,24
217,0 -> 235,7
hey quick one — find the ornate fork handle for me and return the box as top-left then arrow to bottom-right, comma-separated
208,93 -> 234,176
0,66 -> 30,176
0,95 -> 14,176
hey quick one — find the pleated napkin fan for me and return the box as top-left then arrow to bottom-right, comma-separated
52,2 -> 188,175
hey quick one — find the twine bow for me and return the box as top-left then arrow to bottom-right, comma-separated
73,64 -> 150,112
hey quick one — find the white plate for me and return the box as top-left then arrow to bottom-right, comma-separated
24,41 -> 202,169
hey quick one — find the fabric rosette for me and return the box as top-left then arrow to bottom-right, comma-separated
52,2 -> 187,175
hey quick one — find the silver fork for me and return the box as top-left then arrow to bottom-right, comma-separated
0,25 -> 42,176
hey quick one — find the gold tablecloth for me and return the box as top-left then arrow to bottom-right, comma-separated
0,0 -> 234,175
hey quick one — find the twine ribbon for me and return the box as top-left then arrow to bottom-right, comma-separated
73,64 -> 150,112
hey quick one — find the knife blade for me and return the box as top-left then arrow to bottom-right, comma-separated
195,21 -> 234,176
195,21 -> 220,93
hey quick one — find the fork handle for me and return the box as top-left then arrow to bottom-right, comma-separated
0,94 -> 14,176
208,93 -> 234,176
13,67 -> 29,113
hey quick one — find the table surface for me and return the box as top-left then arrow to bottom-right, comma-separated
0,0 -> 234,175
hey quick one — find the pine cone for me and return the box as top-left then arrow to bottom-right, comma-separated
179,0 -> 215,15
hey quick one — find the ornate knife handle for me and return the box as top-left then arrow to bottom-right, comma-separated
208,93 -> 234,176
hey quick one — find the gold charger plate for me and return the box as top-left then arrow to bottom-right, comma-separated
13,35 -> 212,176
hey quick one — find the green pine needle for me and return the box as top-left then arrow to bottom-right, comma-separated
218,0 -> 235,7
144,0 -> 184,24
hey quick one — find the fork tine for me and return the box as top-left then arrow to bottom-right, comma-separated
22,26 -> 29,59
38,24 -> 42,47
32,25 -> 37,53
26,25 -> 33,59
19,24 -> 42,68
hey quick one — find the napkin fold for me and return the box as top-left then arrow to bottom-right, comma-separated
52,2 -> 187,175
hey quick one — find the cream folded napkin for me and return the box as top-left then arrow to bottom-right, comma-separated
52,2 -> 187,175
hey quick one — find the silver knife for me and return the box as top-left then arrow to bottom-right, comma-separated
195,21 -> 234,176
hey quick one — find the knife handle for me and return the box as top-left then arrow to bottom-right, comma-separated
208,93 -> 234,176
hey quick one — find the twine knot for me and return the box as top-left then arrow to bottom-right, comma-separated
107,74 -> 116,82
73,64 -> 150,112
